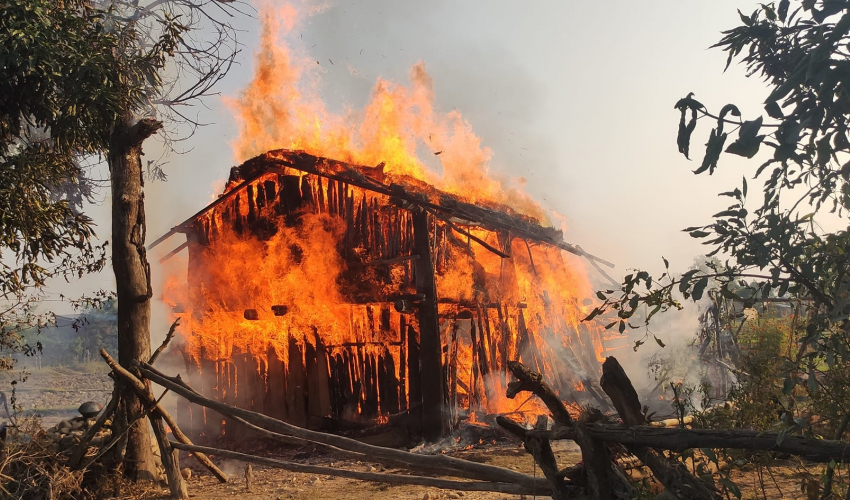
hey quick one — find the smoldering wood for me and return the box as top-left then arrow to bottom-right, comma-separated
287,338 -> 307,427
398,315 -> 408,412
251,355 -> 266,415
505,360 -> 573,426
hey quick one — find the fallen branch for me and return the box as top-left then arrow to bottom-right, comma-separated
149,319 -> 180,366
505,361 -> 573,426
600,357 -> 721,500
139,362 -> 550,491
151,414 -> 187,499
157,371 -> 365,459
100,350 -> 228,483
496,416 -> 572,499
536,425 -> 850,462
170,442 -> 553,496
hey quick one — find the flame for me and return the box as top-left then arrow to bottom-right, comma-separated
162,1 -> 611,429
226,3 -> 546,221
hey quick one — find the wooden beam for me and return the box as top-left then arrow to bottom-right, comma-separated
412,210 -> 445,441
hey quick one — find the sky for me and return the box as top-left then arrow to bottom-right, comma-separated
56,1 -> 771,339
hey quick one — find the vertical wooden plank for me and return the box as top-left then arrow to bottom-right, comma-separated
363,352 -> 376,417
342,349 -> 356,418
412,210 -> 445,440
383,347 -> 399,414
305,339 -> 320,424
469,318 -> 480,411
336,181 -> 348,218
286,337 -> 307,428
251,354 -> 265,415
246,184 -> 256,224
316,176 -> 326,213
329,352 -> 342,419
448,320 -> 460,429
315,337 -> 332,419
266,346 -> 287,421
398,315 -> 407,412
327,178 -> 336,215
407,325 -> 422,438
300,176 -> 313,208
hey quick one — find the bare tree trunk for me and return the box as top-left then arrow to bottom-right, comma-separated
109,117 -> 162,482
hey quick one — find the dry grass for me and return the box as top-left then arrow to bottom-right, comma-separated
0,416 -> 162,500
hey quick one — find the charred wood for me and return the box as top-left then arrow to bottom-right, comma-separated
505,361 -> 573,427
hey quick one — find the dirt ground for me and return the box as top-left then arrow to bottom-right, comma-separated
137,439 -> 833,500
5,365 -> 112,426
150,440 -> 581,500
4,366 -> 841,500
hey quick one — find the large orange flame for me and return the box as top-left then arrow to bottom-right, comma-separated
227,3 -> 546,221
164,2 -> 608,429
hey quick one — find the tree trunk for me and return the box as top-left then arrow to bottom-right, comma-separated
109,117 -> 162,482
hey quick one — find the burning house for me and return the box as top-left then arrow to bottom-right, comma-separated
154,149 -> 618,441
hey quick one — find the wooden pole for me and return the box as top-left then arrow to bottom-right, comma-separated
412,209 -> 444,440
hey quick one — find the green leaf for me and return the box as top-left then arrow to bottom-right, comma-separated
695,128 -> 728,175
691,277 -> 709,301
725,117 -> 764,158
778,0 -> 789,21
583,309 -> 601,322
719,477 -> 742,499
782,377 -> 796,395
764,100 -> 783,119
654,335 -> 666,348
676,98 -> 700,159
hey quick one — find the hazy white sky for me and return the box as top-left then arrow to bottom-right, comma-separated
59,1 -> 770,336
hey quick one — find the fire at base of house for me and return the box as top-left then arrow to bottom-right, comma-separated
152,149 -> 617,441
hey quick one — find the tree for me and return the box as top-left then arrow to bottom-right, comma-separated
1,0 -> 241,480
588,0 -> 850,452
102,0 -> 240,481
0,0 -> 149,360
